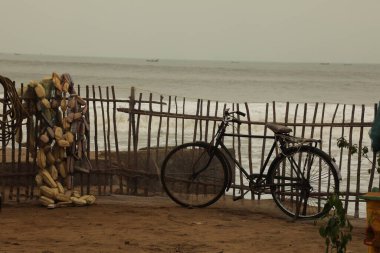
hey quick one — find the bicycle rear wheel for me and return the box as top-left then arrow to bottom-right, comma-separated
161,142 -> 228,208
267,145 -> 339,219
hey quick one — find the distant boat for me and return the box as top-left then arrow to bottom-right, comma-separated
320,62 -> 330,65
146,58 -> 159,62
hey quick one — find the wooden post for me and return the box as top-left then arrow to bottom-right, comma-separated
92,85 -> 100,195
344,105 -> 355,212
165,96 -> 172,155
145,93 -> 153,196
1,90 -> 7,200
106,87 -> 112,194
85,85 -> 91,194
111,86 -> 121,194
354,105 -> 365,218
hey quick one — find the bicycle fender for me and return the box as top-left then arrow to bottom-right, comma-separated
267,147 -> 342,181
194,141 -> 232,191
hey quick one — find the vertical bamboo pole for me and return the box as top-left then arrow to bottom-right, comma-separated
127,87 -> 137,194
231,103 -> 236,198
85,85 -> 91,194
290,103 -> 299,204
145,93 -> 153,196
293,104 -> 299,137
212,101 -> 219,145
192,99 -> 200,143
319,103 -> 326,150
354,105 -> 365,218
165,96 -> 172,155
344,105 -> 355,212
301,103 -> 307,139
1,91 -> 6,200
78,85 -> 84,195
284,102 -> 289,126
260,103 -> 269,169
328,104 -> 340,157
181,98 -> 185,145
310,103 -> 319,139
244,103 -> 253,176
30,116 -> 39,199
135,93 -> 142,151
129,87 -> 137,169
338,105 -> 346,193
317,103 -> 326,211
92,85 -> 100,195
236,104 -> 244,198
174,96 -> 178,146
327,104 -> 339,195
16,83 -> 24,202
98,87 -> 108,194
156,95 -> 164,194
310,103 -> 319,210
10,105 -> 16,200
205,100 -> 210,143
133,93 -> 143,193
272,102 -> 278,156
199,100 -> 203,141
106,87 -> 112,194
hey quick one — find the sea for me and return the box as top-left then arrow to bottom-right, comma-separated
1,53 -> 380,105
1,53 -> 380,217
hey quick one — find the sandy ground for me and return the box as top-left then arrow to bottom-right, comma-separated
0,195 -> 367,253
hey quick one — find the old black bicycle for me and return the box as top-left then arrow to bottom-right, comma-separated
161,109 -> 341,219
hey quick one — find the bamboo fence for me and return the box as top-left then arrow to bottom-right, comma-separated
0,85 -> 378,218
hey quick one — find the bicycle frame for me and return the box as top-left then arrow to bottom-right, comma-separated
208,117 -> 319,197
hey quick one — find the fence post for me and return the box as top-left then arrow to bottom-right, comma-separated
129,87 -> 137,169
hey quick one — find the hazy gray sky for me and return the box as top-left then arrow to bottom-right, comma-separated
1,0 -> 380,63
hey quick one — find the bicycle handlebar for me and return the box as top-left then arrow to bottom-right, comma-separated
223,109 -> 245,125
232,111 -> 246,117
224,109 -> 246,117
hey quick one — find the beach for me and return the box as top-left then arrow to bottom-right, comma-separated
0,53 -> 376,252
0,195 -> 367,253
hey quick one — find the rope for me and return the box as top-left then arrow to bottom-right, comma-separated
0,75 -> 27,145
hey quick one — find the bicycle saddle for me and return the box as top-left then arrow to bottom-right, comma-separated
266,123 -> 292,134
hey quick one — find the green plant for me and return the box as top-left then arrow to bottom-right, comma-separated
319,194 -> 353,253
337,136 -> 380,173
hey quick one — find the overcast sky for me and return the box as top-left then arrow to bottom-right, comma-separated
1,0 -> 380,63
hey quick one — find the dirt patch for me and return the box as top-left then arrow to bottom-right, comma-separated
0,195 -> 367,253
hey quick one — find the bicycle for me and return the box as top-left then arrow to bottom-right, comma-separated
161,109 -> 341,219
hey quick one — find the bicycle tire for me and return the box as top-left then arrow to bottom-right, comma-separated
161,142 -> 228,208
267,145 -> 339,219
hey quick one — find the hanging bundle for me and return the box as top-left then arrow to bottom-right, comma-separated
16,72 -> 95,208
0,75 -> 27,145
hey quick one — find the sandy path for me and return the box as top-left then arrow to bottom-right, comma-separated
0,195 -> 367,253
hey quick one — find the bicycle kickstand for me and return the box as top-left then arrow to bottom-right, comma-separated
233,189 -> 250,201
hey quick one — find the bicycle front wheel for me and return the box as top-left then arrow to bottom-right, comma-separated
161,142 -> 228,208
267,145 -> 339,219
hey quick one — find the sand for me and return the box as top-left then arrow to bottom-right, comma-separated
0,195 -> 367,253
